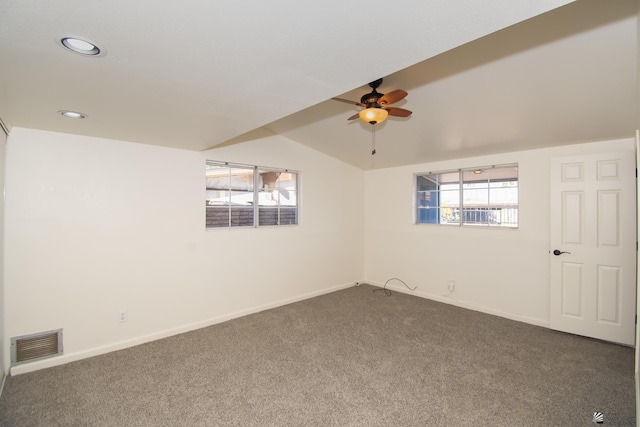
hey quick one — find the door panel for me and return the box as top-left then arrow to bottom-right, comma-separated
561,262 -> 582,318
597,190 -> 619,246
550,152 -> 636,345
562,191 -> 583,244
596,265 -> 620,324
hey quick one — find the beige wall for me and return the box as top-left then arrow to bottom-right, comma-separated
363,138 -> 635,326
3,127 -> 364,374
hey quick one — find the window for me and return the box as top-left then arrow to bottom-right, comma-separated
415,164 -> 518,227
206,161 -> 298,228
257,168 -> 298,226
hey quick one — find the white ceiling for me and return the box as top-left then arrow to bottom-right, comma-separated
1,0 -> 637,170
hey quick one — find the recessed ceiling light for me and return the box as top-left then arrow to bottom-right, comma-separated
57,35 -> 106,57
58,110 -> 87,119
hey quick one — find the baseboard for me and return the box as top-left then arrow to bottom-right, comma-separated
363,279 -> 550,329
10,281 -> 356,376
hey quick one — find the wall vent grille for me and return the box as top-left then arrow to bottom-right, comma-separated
11,329 -> 63,366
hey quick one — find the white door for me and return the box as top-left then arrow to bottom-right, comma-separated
550,152 -> 636,346
635,132 -> 640,418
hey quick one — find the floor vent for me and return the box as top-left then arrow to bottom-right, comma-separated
11,329 -> 63,366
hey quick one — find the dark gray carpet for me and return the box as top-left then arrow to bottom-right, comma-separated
0,284 -> 635,426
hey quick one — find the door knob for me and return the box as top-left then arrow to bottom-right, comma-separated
552,249 -> 571,256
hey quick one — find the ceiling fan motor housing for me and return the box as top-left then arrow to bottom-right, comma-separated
360,78 -> 385,108
360,90 -> 383,108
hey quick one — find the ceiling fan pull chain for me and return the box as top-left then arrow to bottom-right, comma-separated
371,125 -> 376,155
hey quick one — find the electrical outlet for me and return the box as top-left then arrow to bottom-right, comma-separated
119,310 -> 128,323
447,280 -> 455,292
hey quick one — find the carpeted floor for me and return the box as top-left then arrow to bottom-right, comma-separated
0,284 -> 635,426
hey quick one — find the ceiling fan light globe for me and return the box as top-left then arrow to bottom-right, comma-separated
359,108 -> 388,125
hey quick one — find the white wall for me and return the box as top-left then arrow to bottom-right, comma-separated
4,126 -> 634,375
4,127 -> 364,374
364,138 -> 635,326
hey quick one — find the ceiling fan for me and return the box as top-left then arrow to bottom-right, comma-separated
332,78 -> 412,125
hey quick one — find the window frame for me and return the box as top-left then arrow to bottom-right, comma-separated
414,163 -> 518,228
205,160 -> 299,229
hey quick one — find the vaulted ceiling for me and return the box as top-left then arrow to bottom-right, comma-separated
0,0 -> 636,170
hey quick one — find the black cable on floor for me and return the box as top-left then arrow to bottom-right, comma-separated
372,277 -> 416,296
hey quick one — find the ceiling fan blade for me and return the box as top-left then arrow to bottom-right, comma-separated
385,107 -> 412,117
347,113 -> 360,121
332,97 -> 365,107
378,89 -> 408,106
